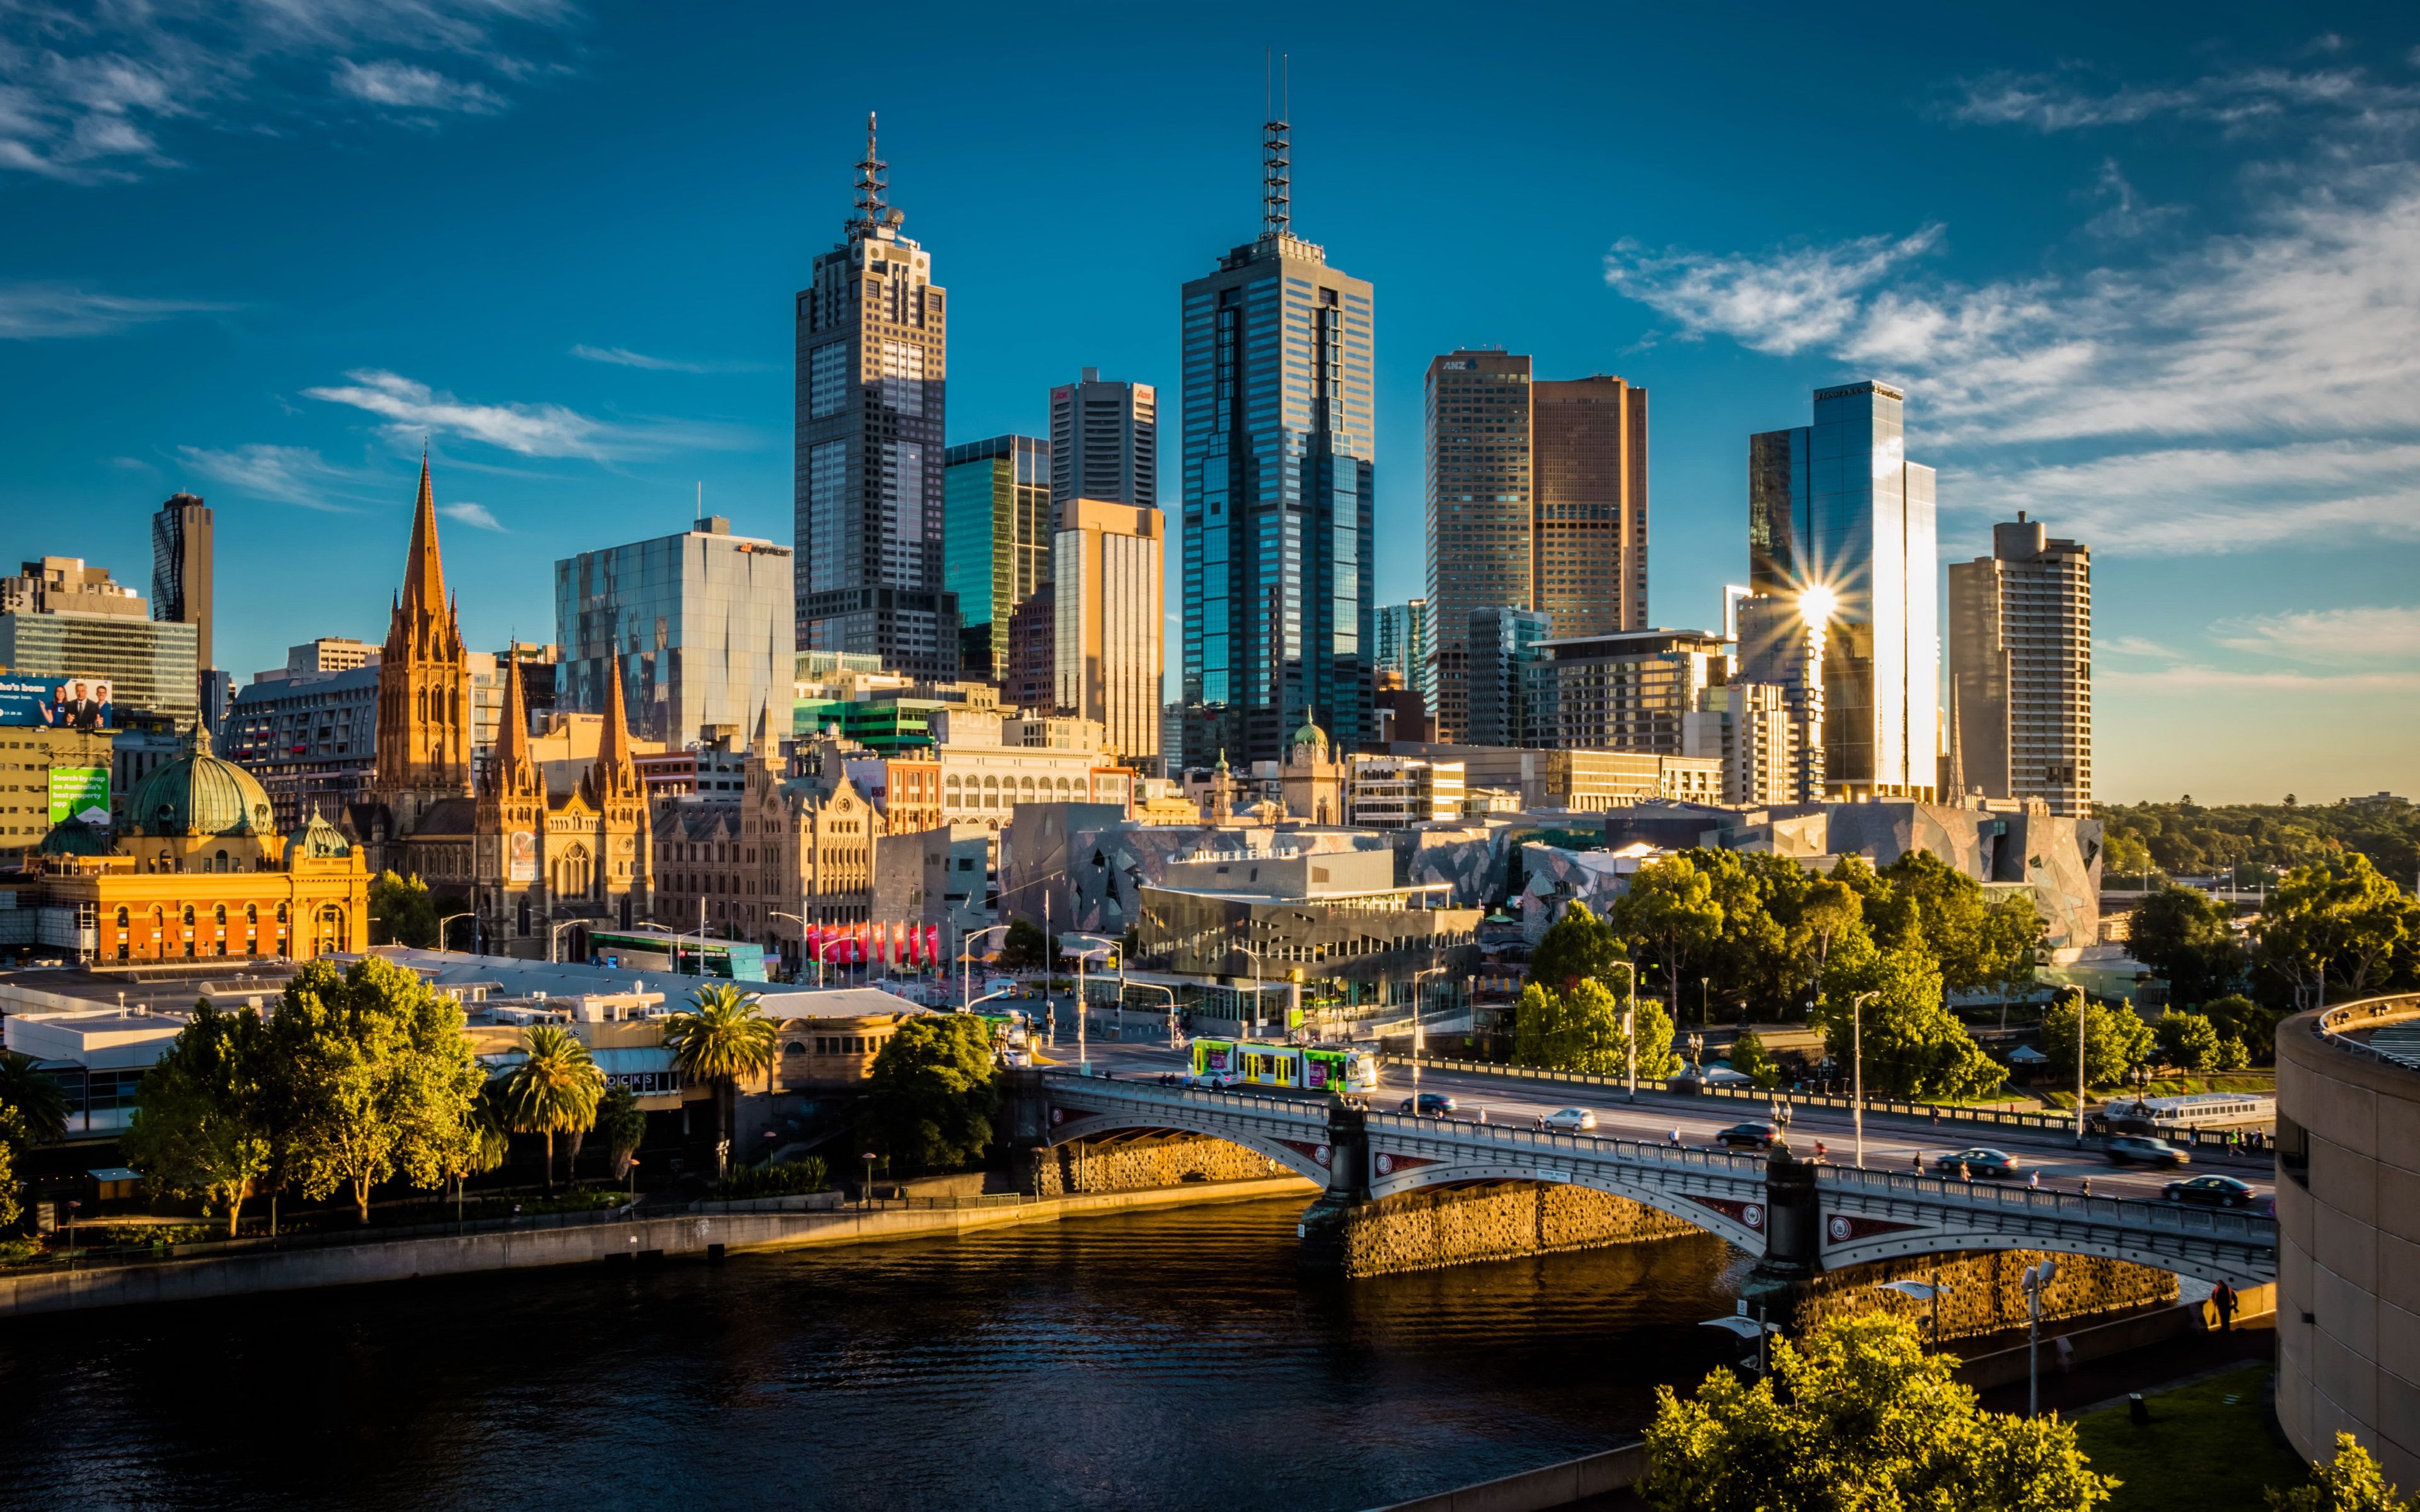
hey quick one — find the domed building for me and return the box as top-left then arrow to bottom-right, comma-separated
25,726 -> 369,965
1279,712 -> 1345,826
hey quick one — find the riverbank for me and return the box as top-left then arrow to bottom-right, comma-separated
0,1174 -> 1320,1320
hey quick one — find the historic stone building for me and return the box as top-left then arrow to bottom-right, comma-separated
1279,716 -> 1347,826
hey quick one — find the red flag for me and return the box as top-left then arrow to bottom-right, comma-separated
925,924 -> 940,966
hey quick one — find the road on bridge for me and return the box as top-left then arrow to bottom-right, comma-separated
1028,1024 -> 2273,1211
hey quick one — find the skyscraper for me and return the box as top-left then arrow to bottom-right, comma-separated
943,435 -> 1051,681
1947,512 -> 2092,816
1375,599 -> 1428,684
794,114 -> 959,679
1533,375 -> 1647,637
1749,381 -> 1938,801
1465,605 -> 1550,749
1424,350 -> 1530,742
150,493 -> 213,672
1054,498 -> 1165,767
1050,370 -> 1156,514
1180,105 -> 1374,769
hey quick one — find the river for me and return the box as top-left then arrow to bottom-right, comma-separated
0,1198 -> 1746,1511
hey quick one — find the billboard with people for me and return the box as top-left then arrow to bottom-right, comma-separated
0,675 -> 115,730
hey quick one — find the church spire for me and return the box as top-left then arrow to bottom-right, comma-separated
489,657 -> 536,798
585,661 -> 639,805
401,450 -> 447,624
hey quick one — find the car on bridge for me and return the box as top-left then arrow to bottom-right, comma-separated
1541,1107 -> 1598,1132
1399,1091 -> 1459,1117
2106,1135 -> 2189,1169
1932,1148 -> 2022,1179
2162,1174 -> 2260,1210
1712,1121 -> 1785,1152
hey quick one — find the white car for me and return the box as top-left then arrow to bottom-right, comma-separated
1541,1107 -> 1598,1132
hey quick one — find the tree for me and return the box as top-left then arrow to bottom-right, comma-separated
2042,990 -> 2155,1091
1979,893 -> 2048,1027
1611,856 -> 1726,1025
1639,1312 -> 2116,1512
1514,980 -> 1676,1079
597,1084 -> 647,1182
1728,1031 -> 1780,1090
998,917 -> 1054,971
2102,827 -> 2158,884
1789,876 -> 1867,1009
2268,1432 -> 2414,1511
2152,1010 -> 2223,1074
1878,849 -> 1997,994
859,1014 -> 998,1169
0,1048 -> 68,1145
502,1024 -> 606,1192
2261,854 -> 2418,1009
1687,849 -> 1805,1019
121,1003 -> 275,1237
1528,901 -> 1625,995
2129,886 -> 2244,1005
1814,942 -> 2002,1102
0,1103 -> 26,1227
663,983 -> 778,1176
1511,982 -> 1568,1071
275,956 -> 486,1224
2204,994 -> 2286,1065
367,870 -> 441,948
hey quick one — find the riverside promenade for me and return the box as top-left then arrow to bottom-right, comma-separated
0,1174 -> 1318,1320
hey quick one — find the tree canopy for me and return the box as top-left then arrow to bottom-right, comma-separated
2152,1009 -> 2227,1074
1639,1312 -> 2116,1512
2267,1432 -> 2414,1511
367,870 -> 441,948
1611,856 -> 1726,1023
1528,901 -> 1627,996
664,983 -> 777,1173
998,917 -> 1056,971
859,1013 -> 999,1169
1512,979 -> 1676,1080
2258,854 -> 2417,1009
2042,990 -> 2156,1091
2099,796 -> 2420,887
2128,885 -> 2244,1006
122,1002 -> 276,1236
502,1024 -> 605,1191
1814,941 -> 2003,1101
0,1048 -> 67,1145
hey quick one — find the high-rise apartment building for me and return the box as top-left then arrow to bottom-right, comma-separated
794,115 -> 959,679
1465,606 -> 1550,749
1947,512 -> 2091,816
1749,381 -> 1937,800
0,556 -> 195,729
1053,498 -> 1165,768
556,516 -> 796,747
151,493 -> 214,672
1424,354 -> 1649,740
1519,628 -> 1727,755
942,435 -> 1051,682
1179,110 -> 1374,769
1049,370 -> 1156,514
1375,599 -> 1428,685
1736,593 -> 1828,804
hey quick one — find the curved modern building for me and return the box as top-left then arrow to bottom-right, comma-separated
2276,992 -> 2420,1484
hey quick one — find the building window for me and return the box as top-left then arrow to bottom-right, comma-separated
114,906 -> 128,927
182,905 -> 195,925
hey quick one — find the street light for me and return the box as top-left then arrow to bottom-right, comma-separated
436,911 -> 473,955
1606,961 -> 1639,1102
958,924 -> 1013,1009
1874,1278 -> 1952,1347
546,917 -> 585,965
2022,1258 -> 2058,1417
1230,941 -> 1269,1038
1124,980 -> 1180,1049
1069,931 -> 1120,1048
1412,963 -> 1449,1105
1850,989 -> 1879,1169
769,911 -> 807,981
1067,942 -> 1113,1074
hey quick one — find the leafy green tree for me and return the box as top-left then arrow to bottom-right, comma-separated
2261,854 -> 2417,1008
1511,982 -> 1568,1070
860,1014 -> 999,1169
367,870 -> 441,948
1787,876 -> 1868,1010
998,917 -> 1054,971
2268,1431 -> 2414,1511
121,1003 -> 275,1237
1611,856 -> 1726,1026
1631,994 -> 1682,1080
1639,1312 -> 2116,1512
0,1103 -> 26,1227
2042,990 -> 2155,1091
2204,994 -> 2285,1065
1727,1030 -> 1780,1090
1878,849 -> 1997,994
1683,849 -> 1801,1017
0,1049 -> 69,1145
1980,893 -> 2048,1026
2129,885 -> 2244,1005
597,1084 -> 647,1182
1815,942 -> 2001,1101
2153,1010 -> 2223,1074
663,983 -> 778,1176
275,956 -> 487,1224
2102,827 -> 2159,885
1528,901 -> 1626,995
502,1024 -> 606,1191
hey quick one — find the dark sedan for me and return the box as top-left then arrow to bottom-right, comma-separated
1713,1121 -> 1785,1152
2164,1174 -> 2259,1209
1932,1148 -> 2022,1179
1398,1091 -> 1458,1116
2107,1135 -> 2189,1169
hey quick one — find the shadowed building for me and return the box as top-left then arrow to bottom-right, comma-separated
1947,513 -> 2091,816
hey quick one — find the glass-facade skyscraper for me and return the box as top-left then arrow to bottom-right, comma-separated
1749,380 -> 1937,800
942,435 -> 1051,682
1179,117 -> 1374,767
793,115 -> 959,679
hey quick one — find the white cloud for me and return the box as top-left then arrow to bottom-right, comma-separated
1960,440 -> 2420,554
2100,663 -> 2420,694
438,500 -> 505,530
1945,66 -> 2420,137
331,59 -> 502,115
570,343 -> 759,374
2214,605 -> 2420,664
1605,227 -> 1944,358
2099,634 -> 2181,660
0,282 -> 230,338
174,444 -> 367,512
304,369 -> 618,459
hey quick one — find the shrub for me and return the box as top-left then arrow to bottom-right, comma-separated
715,1158 -> 830,1199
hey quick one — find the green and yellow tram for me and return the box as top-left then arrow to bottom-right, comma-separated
1190,1038 -> 1379,1094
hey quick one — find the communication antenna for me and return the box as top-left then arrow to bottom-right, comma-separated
851,111 -> 891,235
1262,52 -> 1290,238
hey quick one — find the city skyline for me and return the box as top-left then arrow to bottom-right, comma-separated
3,6 -> 2416,800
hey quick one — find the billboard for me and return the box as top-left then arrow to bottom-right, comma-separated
507,830 -> 538,883
47,767 -> 109,827
0,675 -> 114,731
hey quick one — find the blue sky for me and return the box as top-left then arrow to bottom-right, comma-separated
3,1 -> 2416,804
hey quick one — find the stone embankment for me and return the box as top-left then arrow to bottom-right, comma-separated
1025,1131 -> 1289,1198
1302,1183 -> 1700,1279
1785,1248 -> 2177,1341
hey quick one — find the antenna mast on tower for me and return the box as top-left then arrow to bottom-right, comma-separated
851,112 -> 892,236
1262,52 -> 1290,239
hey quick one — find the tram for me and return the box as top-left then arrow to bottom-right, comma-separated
1190,1038 -> 1380,1094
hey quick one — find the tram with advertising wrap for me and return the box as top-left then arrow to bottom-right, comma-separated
1189,1038 -> 1379,1094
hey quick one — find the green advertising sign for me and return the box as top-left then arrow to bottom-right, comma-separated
47,767 -> 109,827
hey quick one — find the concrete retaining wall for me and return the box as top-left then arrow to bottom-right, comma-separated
0,1176 -> 1318,1322
1366,1442 -> 1645,1512
1787,1247 -> 2178,1342
1027,1133 -> 1291,1199
1312,1183 -> 1699,1280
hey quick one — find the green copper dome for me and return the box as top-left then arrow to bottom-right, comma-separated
37,819 -> 110,857
1289,714 -> 1328,751
289,811 -> 351,860
129,726 -> 275,838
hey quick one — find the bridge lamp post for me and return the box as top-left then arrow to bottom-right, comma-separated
1069,932 -> 1120,1048
1607,961 -> 1639,1103
1068,944 -> 1114,1075
1413,964 -> 1449,1105
1850,990 -> 1880,1169
2022,1257 -> 2058,1418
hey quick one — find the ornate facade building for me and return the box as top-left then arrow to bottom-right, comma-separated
1279,716 -> 1346,825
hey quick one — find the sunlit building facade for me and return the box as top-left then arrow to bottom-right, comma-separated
943,435 -> 1052,682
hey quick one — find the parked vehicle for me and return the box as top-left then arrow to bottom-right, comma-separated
2163,1174 -> 2259,1209
1542,1107 -> 1598,1133
1399,1091 -> 1458,1116
1932,1147 -> 2022,1179
1713,1121 -> 1783,1152
2106,1135 -> 2189,1169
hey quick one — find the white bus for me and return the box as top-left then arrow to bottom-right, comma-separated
2114,1092 -> 2276,1130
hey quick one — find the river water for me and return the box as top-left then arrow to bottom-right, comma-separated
0,1198 -> 1746,1511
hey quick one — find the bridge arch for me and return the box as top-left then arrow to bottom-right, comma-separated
1364,1158 -> 1772,1253
1041,1107 -> 1333,1188
1819,1222 -> 2273,1287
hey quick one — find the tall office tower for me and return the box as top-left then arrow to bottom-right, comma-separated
150,493 -> 213,672
1424,350 -> 1531,740
1375,598 -> 1428,685
943,435 -> 1051,681
556,515 -> 796,746
1180,106 -> 1374,769
1465,605 -> 1550,749
1947,512 -> 2092,816
0,556 -> 196,728
795,114 -> 959,679
1054,498 -> 1165,767
1533,376 -> 1647,636
1748,381 -> 1937,801
1736,593 -> 1828,803
1050,370 -> 1157,514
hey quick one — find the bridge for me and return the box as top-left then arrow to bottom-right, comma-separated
1023,1070 -> 2277,1287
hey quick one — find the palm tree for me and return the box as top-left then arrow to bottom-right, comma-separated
0,1050 -> 69,1145
502,1026 -> 605,1192
663,982 -> 777,1177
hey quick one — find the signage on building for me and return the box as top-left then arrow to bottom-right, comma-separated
0,675 -> 114,730
507,830 -> 538,883
47,767 -> 109,826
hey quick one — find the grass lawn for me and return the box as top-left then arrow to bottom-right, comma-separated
2072,1365 -> 2308,1511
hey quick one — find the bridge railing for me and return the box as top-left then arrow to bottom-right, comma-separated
1816,1162 -> 2277,1242
1363,1110 -> 1777,1181
2315,992 -> 2420,1071
1035,1072 -> 1323,1124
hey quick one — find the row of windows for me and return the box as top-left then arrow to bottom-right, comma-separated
113,902 -> 289,927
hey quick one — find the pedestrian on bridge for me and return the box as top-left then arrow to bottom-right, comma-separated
1668,1128 -> 1681,1147
2028,1171 -> 2041,1191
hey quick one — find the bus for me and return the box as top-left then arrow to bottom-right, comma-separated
1190,1038 -> 1379,1094
2108,1092 -> 2276,1131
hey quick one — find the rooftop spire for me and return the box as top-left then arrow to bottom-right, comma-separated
586,660 -> 638,805
401,451 -> 447,619
850,110 -> 895,236
1262,52 -> 1290,238
490,657 -> 536,798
